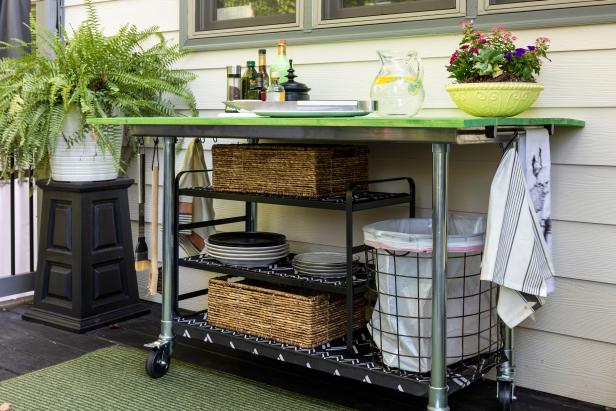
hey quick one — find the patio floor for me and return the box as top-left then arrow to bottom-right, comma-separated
0,301 -> 602,411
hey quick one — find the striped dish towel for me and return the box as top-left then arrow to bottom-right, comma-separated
177,140 -> 216,257
481,132 -> 554,328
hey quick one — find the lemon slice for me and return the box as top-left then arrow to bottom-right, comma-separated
374,76 -> 417,85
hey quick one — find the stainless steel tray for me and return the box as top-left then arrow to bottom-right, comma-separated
224,100 -> 372,113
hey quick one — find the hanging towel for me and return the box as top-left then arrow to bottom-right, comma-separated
518,128 -> 552,249
177,140 -> 216,257
481,129 -> 554,328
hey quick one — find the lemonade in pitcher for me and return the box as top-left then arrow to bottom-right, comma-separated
370,50 -> 425,116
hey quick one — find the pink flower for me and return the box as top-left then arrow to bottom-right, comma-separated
459,20 -> 474,28
460,44 -> 469,50
470,47 -> 479,54
536,36 -> 550,44
450,52 -> 458,64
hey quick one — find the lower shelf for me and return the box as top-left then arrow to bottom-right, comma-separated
174,311 -> 502,397
179,254 -> 369,294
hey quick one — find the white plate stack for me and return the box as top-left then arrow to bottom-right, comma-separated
292,252 -> 360,278
205,232 -> 289,268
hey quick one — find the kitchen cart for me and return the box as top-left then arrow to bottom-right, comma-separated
89,116 -> 584,411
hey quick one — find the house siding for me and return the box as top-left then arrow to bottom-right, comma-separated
64,0 -> 616,406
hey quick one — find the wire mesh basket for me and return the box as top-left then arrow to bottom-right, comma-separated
363,215 -> 501,373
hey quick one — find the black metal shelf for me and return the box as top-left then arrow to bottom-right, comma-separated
175,311 -> 502,397
179,186 -> 412,211
174,174 -> 416,352
179,254 -> 369,295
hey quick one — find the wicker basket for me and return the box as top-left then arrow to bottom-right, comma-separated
212,144 -> 369,198
208,277 -> 366,348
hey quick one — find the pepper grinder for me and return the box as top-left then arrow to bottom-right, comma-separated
281,60 -> 311,101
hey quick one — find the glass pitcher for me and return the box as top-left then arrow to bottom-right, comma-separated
370,50 -> 425,116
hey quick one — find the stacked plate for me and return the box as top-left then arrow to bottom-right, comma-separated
292,252 -> 360,278
206,232 -> 289,268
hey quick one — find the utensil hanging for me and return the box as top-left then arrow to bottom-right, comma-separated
135,137 -> 149,271
148,138 -> 160,295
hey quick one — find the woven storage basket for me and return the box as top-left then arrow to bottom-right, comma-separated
212,144 -> 369,197
208,277 -> 366,348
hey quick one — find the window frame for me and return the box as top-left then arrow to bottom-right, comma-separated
317,0 -> 463,27
189,0 -> 304,38
479,0 -> 616,14
179,0 -> 616,51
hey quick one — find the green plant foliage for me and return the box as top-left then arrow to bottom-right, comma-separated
446,21 -> 550,84
0,0 -> 197,179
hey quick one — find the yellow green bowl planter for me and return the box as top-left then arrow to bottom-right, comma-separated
445,82 -> 544,117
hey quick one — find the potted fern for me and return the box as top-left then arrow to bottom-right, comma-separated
0,3 -> 196,181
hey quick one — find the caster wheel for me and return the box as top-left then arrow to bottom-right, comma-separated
497,381 -> 513,411
146,349 -> 170,379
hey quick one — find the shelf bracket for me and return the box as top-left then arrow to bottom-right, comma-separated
485,125 -> 497,139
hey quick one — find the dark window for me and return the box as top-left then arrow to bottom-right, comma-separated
488,0 -> 538,4
194,0 -> 297,32
321,0 -> 457,20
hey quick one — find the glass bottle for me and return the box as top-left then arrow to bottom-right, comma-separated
256,72 -> 266,101
257,49 -> 270,90
226,65 -> 242,112
266,72 -> 285,102
271,39 -> 290,84
370,50 -> 424,116
241,61 -> 260,100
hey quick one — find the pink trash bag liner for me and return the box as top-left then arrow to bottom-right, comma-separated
363,214 -> 486,254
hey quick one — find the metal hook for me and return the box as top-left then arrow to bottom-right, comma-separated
152,138 -> 160,169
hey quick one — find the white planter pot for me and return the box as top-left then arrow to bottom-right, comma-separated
51,110 -> 120,182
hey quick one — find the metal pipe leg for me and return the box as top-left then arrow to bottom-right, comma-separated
246,138 -> 259,233
428,143 -> 450,411
160,137 -> 177,347
497,324 -> 516,386
145,137 -> 176,354
245,202 -> 257,232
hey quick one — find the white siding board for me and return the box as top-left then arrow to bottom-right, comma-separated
520,277 -> 616,344
552,164 -> 616,225
64,0 -> 178,33
532,107 -> 616,167
515,328 -> 616,408
551,220 -> 616,284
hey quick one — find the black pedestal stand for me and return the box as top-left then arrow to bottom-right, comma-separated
23,178 -> 150,332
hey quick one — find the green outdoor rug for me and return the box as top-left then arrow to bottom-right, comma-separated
0,346 -> 347,411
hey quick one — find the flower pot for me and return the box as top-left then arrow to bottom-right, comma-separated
51,110 -> 121,182
445,82 -> 544,117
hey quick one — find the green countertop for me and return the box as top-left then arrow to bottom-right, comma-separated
87,116 -> 585,129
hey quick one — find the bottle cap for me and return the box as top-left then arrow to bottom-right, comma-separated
277,39 -> 287,46
246,61 -> 255,67
226,65 -> 242,78
258,49 -> 266,54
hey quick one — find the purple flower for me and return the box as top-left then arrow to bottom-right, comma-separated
515,48 -> 527,57
527,45 -> 536,51
505,51 -> 513,60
